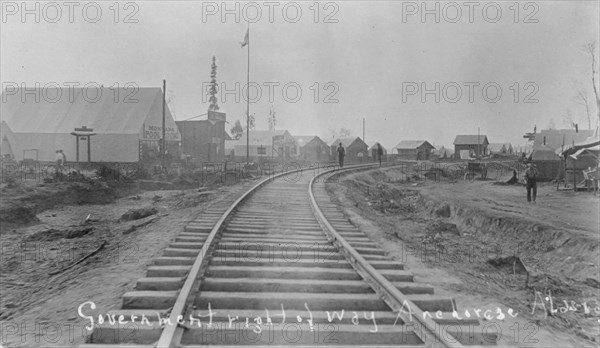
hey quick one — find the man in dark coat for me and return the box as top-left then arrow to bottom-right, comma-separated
377,144 -> 383,166
337,143 -> 345,168
524,163 -> 539,203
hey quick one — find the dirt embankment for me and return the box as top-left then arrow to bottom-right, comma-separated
0,174 -> 257,347
0,181 -> 135,225
326,166 -> 600,347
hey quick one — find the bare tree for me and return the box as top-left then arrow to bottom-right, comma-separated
267,106 -> 276,131
339,128 -> 352,138
329,127 -> 352,141
574,86 -> 592,129
562,109 -> 573,128
561,109 -> 576,129
584,41 -> 600,125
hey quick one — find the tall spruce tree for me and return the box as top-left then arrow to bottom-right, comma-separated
208,56 -> 219,112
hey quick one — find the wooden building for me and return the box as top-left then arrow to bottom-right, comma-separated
227,130 -> 297,162
176,111 -> 229,163
530,129 -> 596,181
529,145 -> 563,181
368,142 -> 388,161
330,137 -> 368,163
454,135 -> 489,159
295,136 -> 330,162
394,140 -> 435,160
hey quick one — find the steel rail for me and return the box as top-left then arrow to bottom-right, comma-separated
308,165 -> 467,348
154,162 -> 376,348
154,165 -> 310,348
155,161 -> 474,348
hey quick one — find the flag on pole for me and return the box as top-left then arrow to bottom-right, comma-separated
240,29 -> 249,48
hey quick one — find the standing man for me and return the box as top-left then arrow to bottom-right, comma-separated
337,142 -> 345,168
55,150 -> 64,175
524,163 -> 539,203
377,143 -> 384,166
59,149 -> 67,165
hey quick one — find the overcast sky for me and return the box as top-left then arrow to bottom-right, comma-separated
1,1 -> 599,148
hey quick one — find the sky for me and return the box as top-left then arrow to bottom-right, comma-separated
1,0 -> 599,149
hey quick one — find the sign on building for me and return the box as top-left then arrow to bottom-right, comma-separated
142,124 -> 181,141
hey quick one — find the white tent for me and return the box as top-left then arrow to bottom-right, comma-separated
1,87 -> 180,162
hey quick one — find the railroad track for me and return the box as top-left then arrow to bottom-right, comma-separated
82,163 -> 495,347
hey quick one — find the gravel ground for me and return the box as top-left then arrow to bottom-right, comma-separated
326,165 -> 599,348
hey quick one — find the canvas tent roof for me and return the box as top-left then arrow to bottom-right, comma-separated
0,121 -> 16,157
570,146 -> 600,160
531,145 -> 561,161
488,143 -> 506,152
223,129 -> 234,141
436,146 -> 454,156
453,135 -> 489,145
395,140 -> 434,149
1,87 -> 173,135
557,129 -> 599,155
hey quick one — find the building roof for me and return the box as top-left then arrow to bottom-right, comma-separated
294,136 -> 328,147
488,143 -> 506,152
224,129 -> 234,141
368,142 -> 387,151
532,129 -> 594,151
559,129 -> 600,156
0,121 -> 17,157
1,87 -> 175,135
331,137 -> 366,148
294,136 -> 317,147
453,135 -> 489,145
394,140 -> 435,149
531,146 -> 561,161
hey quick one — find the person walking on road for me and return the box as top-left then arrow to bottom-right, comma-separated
337,142 -> 345,168
377,143 -> 384,166
524,163 -> 539,203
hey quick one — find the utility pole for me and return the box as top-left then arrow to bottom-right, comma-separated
162,79 -> 166,166
363,118 -> 365,143
246,23 -> 250,166
477,127 -> 480,157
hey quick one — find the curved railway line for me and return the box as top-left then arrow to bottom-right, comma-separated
81,163 -> 496,347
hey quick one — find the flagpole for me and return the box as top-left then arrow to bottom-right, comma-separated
246,22 -> 250,167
